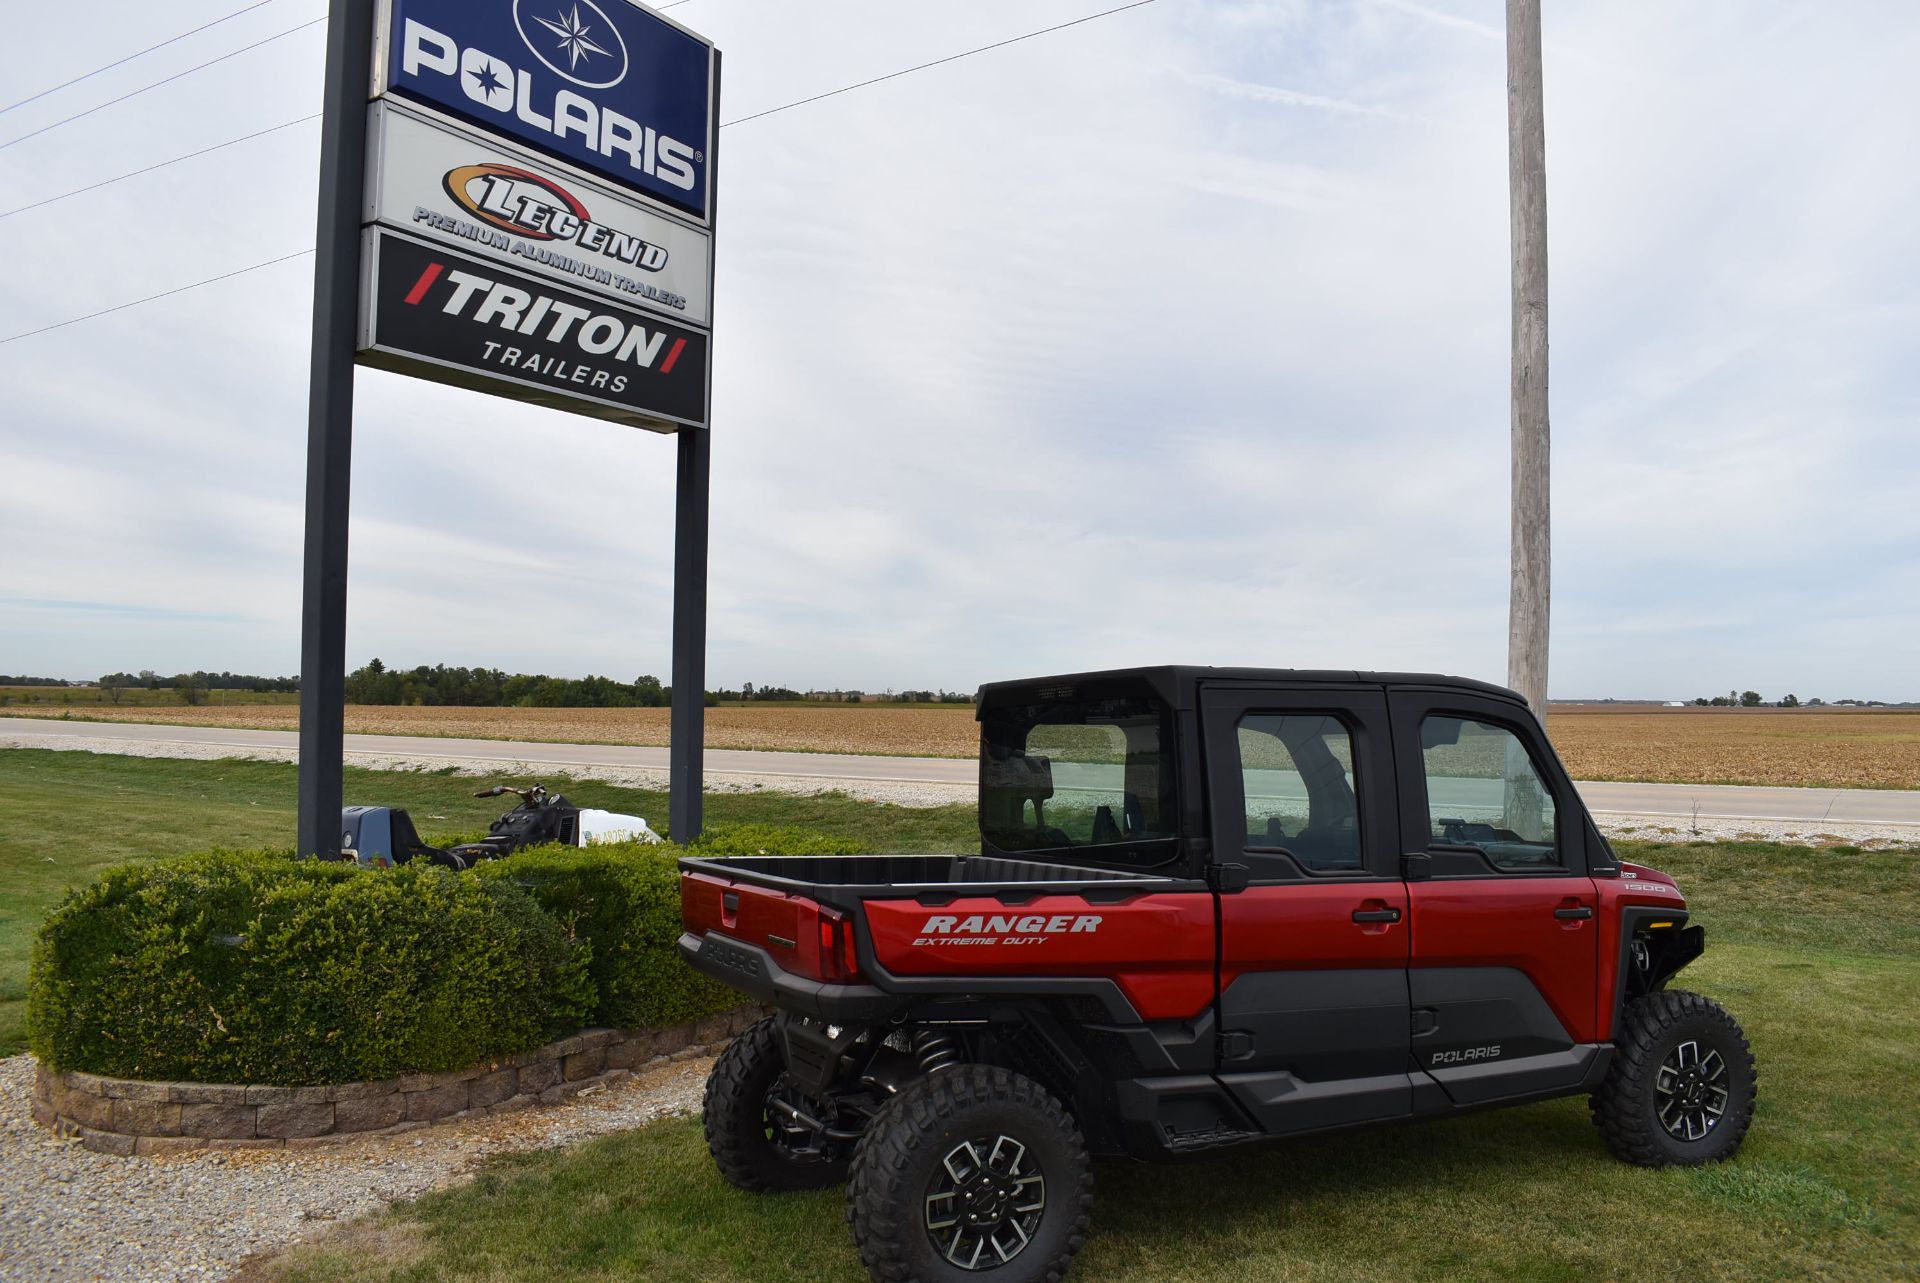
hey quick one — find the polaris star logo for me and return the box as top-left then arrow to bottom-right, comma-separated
1431,1045 -> 1502,1065
514,0 -> 630,89
400,18 -> 699,193
913,913 -> 1102,948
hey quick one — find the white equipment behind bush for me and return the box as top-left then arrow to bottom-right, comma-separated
577,808 -> 663,846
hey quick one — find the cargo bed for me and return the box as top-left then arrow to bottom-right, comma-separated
678,853 -> 1178,906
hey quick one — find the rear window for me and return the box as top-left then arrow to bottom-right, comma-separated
979,693 -> 1179,868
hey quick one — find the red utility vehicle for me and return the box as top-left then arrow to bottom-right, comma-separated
679,667 -> 1756,1283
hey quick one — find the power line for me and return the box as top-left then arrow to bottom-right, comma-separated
0,0 -> 288,117
0,250 -> 313,346
723,0 -> 1157,126
0,0 -> 1159,346
0,114 -> 322,221
0,16 -> 325,153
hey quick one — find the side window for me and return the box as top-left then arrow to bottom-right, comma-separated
1419,716 -> 1560,870
1237,714 -> 1363,872
1019,713 -> 1171,849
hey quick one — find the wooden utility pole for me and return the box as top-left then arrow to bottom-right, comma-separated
1506,0 -> 1550,721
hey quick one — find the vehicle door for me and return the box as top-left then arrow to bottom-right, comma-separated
1388,689 -> 1602,1107
1201,684 -> 1411,1135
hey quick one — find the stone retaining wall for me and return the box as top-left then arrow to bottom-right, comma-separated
29,1006 -> 763,1157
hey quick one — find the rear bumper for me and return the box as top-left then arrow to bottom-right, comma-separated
677,932 -> 907,1023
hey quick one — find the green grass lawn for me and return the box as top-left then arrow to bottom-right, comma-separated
243,840 -> 1917,1283
0,748 -> 975,1055
6,748 -> 1917,1281
240,842 -> 1915,1283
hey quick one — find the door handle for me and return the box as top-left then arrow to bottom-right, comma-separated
1352,908 -> 1402,924
1554,906 -> 1594,920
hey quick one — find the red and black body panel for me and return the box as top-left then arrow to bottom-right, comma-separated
680,855 -> 1208,1026
677,665 -> 1707,1161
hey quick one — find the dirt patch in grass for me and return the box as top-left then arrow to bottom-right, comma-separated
231,1222 -> 432,1283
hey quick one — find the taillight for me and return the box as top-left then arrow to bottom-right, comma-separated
816,909 -> 865,983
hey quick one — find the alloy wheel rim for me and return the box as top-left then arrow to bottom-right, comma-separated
923,1133 -> 1046,1270
1655,1038 -> 1730,1142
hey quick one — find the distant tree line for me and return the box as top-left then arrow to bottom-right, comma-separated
93,670 -> 299,706
710,683 -> 973,705
713,682 -> 807,702
1689,690 -> 1815,708
10,665 -> 981,710
345,660 -> 677,708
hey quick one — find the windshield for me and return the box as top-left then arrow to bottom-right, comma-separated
979,692 -> 1180,867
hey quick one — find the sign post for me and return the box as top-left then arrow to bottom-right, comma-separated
298,0 -> 718,855
669,57 -> 719,845
298,0 -> 378,859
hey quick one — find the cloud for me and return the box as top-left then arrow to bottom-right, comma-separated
1365,0 -> 1504,43
1184,70 -> 1403,120
0,0 -> 1914,701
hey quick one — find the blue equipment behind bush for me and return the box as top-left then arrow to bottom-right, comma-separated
340,805 -> 439,869
339,785 -> 582,870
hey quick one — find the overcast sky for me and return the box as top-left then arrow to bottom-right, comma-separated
1,0 -> 1915,701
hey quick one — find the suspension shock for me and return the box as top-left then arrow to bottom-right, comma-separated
912,1029 -> 962,1074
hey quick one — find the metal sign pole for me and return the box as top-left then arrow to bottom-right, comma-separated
669,51 -> 719,845
669,426 -> 710,843
297,0 -> 376,858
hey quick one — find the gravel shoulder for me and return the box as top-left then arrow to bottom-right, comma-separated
0,1049 -> 718,1283
1591,811 -> 1919,849
0,733 -> 974,810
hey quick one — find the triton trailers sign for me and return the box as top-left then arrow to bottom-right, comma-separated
359,0 -> 715,432
360,228 -> 710,428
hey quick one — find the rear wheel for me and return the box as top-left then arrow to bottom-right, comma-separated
1591,989 -> 1756,1167
847,1065 -> 1091,1283
703,1016 -> 850,1191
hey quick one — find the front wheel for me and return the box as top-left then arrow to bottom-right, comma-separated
847,1065 -> 1091,1283
1591,989 -> 1756,1167
703,1016 -> 850,1191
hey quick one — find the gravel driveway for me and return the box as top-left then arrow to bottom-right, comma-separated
0,1049 -> 717,1283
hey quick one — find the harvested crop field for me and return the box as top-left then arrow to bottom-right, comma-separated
1545,707 -> 1920,790
6,704 -> 1918,790
2,703 -> 984,759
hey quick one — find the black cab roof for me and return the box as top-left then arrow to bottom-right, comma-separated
975,665 -> 1524,715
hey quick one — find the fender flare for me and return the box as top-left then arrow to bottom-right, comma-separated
1608,907 -> 1704,1037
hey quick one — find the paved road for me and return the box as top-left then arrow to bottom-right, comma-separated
4,717 -> 1918,825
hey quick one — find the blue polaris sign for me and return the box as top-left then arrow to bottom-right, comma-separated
379,0 -> 712,220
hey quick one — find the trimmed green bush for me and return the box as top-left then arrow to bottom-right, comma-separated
478,824 -> 869,1030
28,851 -> 593,1086
27,823 -> 865,1085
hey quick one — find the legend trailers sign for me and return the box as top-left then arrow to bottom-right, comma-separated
364,102 -> 711,327
359,0 -> 714,431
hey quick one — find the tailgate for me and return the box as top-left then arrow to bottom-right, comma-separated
680,867 -> 859,984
